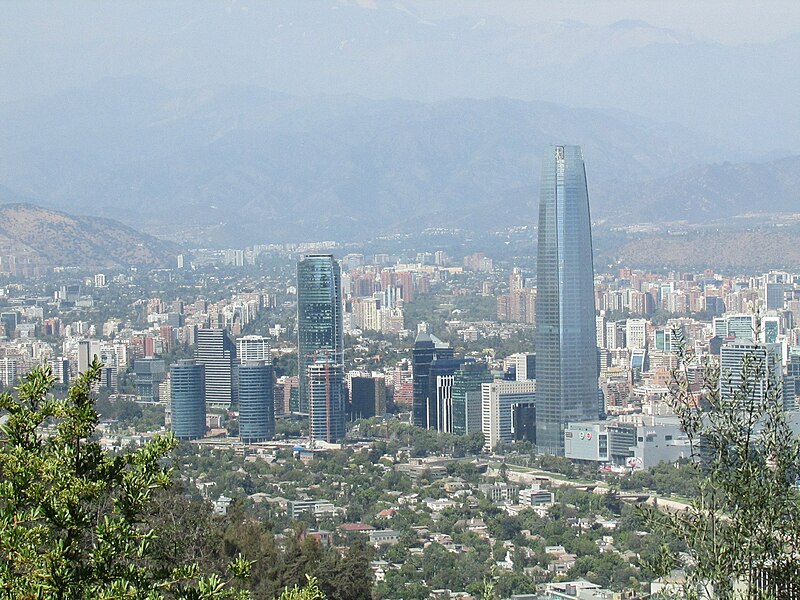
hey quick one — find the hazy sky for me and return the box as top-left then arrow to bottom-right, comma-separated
404,0 -> 800,44
2,0 -> 799,152
1,0 -> 799,239
2,0 -> 799,104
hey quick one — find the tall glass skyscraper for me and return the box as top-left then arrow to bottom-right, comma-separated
297,254 -> 344,424
238,361 -> 275,443
412,326 -> 454,428
535,145 -> 599,454
170,359 -> 206,441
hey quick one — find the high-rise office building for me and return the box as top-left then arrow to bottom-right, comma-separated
170,360 -> 206,440
784,351 -> 800,411
307,359 -> 346,443
503,353 -> 536,381
0,357 -> 17,388
720,340 -> 782,410
429,356 -> 469,432
195,328 -> 236,410
48,357 -> 70,387
595,314 -> 607,349
77,339 -> 101,375
238,361 -> 275,443
0,311 -> 18,338
452,362 -> 493,436
760,316 -> 780,344
349,375 -> 387,420
133,357 -> 166,403
412,324 -> 455,429
535,145 -> 599,454
481,379 -> 537,452
654,329 -> 673,354
297,255 -> 344,415
237,335 -> 271,363
625,319 -> 648,349
725,314 -> 756,341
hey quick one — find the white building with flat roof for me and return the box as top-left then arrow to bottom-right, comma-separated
481,379 -> 536,451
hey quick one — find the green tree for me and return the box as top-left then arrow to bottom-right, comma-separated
328,537 -> 372,600
0,361 -> 251,599
275,576 -> 326,600
645,329 -> 800,599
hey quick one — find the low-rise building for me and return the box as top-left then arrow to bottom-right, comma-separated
369,529 -> 400,546
287,499 -> 339,520
478,481 -> 519,502
519,484 -> 555,507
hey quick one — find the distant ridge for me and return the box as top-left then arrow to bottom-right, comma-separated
0,203 -> 178,271
596,155 -> 800,224
0,79 -> 731,245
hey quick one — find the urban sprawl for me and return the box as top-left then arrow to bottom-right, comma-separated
0,147 -> 793,599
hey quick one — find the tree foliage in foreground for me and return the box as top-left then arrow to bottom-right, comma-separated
0,360 -> 252,599
645,329 -> 800,599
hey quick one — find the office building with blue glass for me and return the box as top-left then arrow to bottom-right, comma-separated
170,359 -> 206,440
535,145 -> 599,454
238,361 -> 275,443
297,254 -> 344,415
451,362 -> 493,436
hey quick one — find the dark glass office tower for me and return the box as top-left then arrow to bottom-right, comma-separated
238,361 -> 275,443
350,376 -> 387,420
297,254 -> 344,416
412,328 -> 454,428
170,359 -> 206,440
535,145 -> 599,454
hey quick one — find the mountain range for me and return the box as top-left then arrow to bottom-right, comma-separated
6,78 -> 797,246
595,155 -> 800,224
3,2 -> 799,152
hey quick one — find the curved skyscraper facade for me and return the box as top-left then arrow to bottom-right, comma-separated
170,359 -> 206,441
535,145 -> 599,454
238,361 -> 275,443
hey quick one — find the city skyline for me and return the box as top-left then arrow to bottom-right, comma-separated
3,1 -> 800,596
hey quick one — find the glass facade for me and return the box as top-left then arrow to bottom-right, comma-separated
238,361 -> 275,443
133,357 -> 165,403
451,362 -> 493,436
307,359 -> 346,442
428,358 -> 466,432
170,359 -> 206,440
350,376 -> 387,420
535,145 -> 599,454
411,330 -> 453,428
297,255 -> 344,415
719,341 -> 782,410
